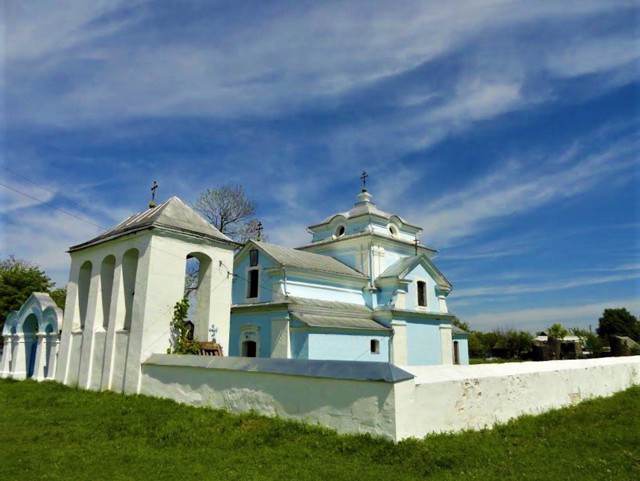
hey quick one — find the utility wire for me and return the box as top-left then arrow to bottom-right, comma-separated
0,181 -> 105,230
0,165 -> 61,196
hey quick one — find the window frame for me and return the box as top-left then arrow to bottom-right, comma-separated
417,280 -> 427,308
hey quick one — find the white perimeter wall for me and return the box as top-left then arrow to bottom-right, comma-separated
141,356 -> 397,438
140,356 -> 640,441
395,356 -> 640,440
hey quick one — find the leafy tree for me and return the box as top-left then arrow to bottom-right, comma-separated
192,183 -> 263,243
596,308 -> 640,342
0,256 -> 56,330
49,287 -> 67,310
452,319 -> 470,332
547,323 -> 569,340
571,327 -> 604,355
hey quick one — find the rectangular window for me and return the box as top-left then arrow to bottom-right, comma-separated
370,339 -> 380,354
249,249 -> 259,267
247,269 -> 259,298
417,281 -> 427,307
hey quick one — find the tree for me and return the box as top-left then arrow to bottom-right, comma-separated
192,183 -> 263,243
49,287 -> 67,310
452,319 -> 470,332
571,327 -> 604,355
0,256 -> 60,330
547,323 -> 568,340
596,308 -> 640,342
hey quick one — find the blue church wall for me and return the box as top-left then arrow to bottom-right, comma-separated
404,320 -> 443,365
229,310 -> 287,357
232,251 -> 278,305
305,329 -> 391,362
285,275 -> 365,304
374,286 -> 395,308
383,248 -> 409,271
404,264 -> 440,312
290,329 -> 309,359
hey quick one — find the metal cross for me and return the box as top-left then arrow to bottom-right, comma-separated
151,181 -> 158,201
414,236 -> 419,256
360,170 -> 368,192
257,221 -> 263,241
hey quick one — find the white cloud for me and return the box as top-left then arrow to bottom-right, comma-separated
455,271 -> 640,298
465,298 -> 640,332
414,136 -> 638,246
5,0 -> 636,129
546,35 -> 640,78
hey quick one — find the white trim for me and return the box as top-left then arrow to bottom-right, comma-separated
283,279 -> 364,297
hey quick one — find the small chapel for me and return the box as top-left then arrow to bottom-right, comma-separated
1,175 -> 468,392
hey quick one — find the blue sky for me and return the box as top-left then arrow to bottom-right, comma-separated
1,0 -> 638,333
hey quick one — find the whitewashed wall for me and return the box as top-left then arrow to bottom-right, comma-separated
395,357 -> 640,439
140,355 -> 640,441
141,355 -> 399,438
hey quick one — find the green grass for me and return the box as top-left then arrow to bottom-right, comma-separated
0,380 -> 638,481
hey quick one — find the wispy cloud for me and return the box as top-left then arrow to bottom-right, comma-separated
466,298 -> 640,332
454,271 -> 640,298
414,134 -> 638,246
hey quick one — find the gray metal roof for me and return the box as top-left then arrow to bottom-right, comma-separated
288,297 -> 390,331
144,354 -> 415,383
378,254 -> 452,289
70,197 -> 236,251
255,241 -> 367,278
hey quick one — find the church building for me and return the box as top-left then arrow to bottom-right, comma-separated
229,180 -> 469,366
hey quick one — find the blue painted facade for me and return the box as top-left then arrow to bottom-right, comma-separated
229,189 -> 469,366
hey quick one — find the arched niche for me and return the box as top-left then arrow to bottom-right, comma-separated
100,255 -> 116,330
77,261 -> 93,330
121,248 -> 139,331
184,252 -> 213,341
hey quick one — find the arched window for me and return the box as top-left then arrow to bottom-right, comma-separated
121,249 -> 139,331
454,341 -> 460,365
370,339 -> 380,354
78,261 -> 93,330
247,251 -> 260,300
100,255 -> 116,330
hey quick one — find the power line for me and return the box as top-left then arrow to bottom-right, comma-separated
0,181 -> 105,230
0,165 -> 60,196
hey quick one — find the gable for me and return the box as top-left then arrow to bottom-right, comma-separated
378,255 -> 452,291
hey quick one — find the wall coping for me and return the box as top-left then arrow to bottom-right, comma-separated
143,354 -> 414,383
402,356 -> 640,384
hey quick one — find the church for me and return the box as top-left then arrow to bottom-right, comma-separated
230,186 -> 468,365
1,175 -> 468,392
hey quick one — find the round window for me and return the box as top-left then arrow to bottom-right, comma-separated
335,225 -> 346,237
388,225 -> 399,237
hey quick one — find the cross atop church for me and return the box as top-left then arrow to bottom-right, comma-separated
149,181 -> 158,209
360,170 -> 368,192
256,221 -> 263,241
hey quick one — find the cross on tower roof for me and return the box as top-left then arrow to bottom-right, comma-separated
360,170 -> 368,192
149,181 -> 158,209
256,221 -> 263,241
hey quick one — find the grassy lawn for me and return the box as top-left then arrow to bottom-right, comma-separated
0,380 -> 638,481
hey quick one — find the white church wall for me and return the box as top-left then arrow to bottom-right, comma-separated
395,356 -> 640,440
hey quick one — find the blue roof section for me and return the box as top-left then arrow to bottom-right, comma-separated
144,354 -> 415,383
